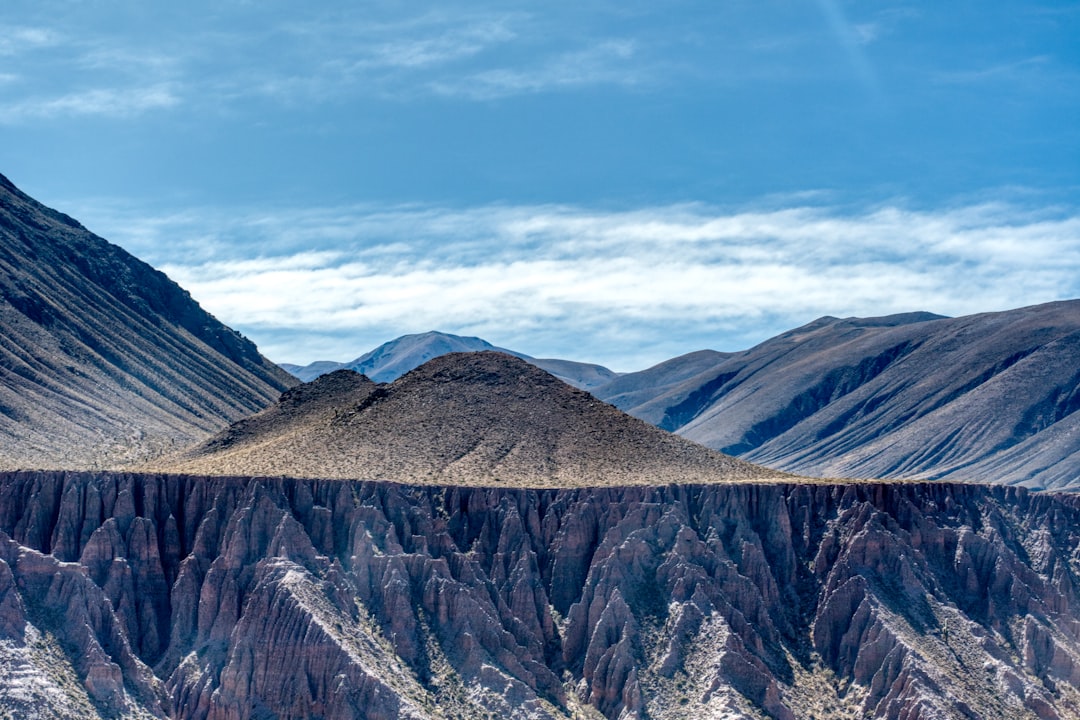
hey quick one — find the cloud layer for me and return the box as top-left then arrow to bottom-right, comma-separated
79,199 -> 1080,370
0,8 -> 650,122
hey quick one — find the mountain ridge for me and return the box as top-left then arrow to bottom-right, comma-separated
284,330 -> 621,389
282,302 -> 1080,488
0,171 -> 296,470
598,300 -> 1080,488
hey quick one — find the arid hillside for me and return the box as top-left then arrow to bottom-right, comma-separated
0,173 -> 296,470
153,352 -> 781,487
598,303 -> 1080,488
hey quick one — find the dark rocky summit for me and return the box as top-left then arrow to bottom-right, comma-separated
597,303 -> 1080,488
150,353 -> 778,486
0,173 -> 296,471
1,471 -> 1080,719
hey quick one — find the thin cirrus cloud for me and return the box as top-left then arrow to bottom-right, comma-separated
933,55 -> 1054,85
0,9 -> 652,121
429,40 -> 643,99
0,84 -> 180,123
361,18 -> 517,69
81,199 -> 1080,369
0,25 -> 60,56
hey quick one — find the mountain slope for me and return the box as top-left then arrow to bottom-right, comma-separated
0,172 -> 296,470
153,352 -> 780,486
594,349 -> 731,417
3,471 -> 1080,720
599,303 -> 1080,487
285,330 -> 621,389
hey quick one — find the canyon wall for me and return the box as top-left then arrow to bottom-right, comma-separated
1,471 -> 1079,719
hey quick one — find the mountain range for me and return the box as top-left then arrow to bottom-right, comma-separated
599,303 -> 1080,488
3,172 -> 1080,720
152,352 -> 780,486
281,331 -> 619,389
284,302 -> 1080,489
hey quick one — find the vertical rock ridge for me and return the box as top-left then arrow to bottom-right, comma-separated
1,471 -> 1080,718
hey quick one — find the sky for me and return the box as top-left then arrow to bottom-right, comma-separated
1,1 -> 1078,371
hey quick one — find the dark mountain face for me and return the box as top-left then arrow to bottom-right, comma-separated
597,303 -> 1080,488
0,173 -> 296,470
153,352 -> 778,486
2,471 -> 1080,720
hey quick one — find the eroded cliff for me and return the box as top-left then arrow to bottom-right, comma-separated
1,471 -> 1079,719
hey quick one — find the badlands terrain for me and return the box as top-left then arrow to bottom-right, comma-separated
1,171 -> 1080,719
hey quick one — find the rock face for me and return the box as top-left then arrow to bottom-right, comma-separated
0,172 -> 296,471
596,303 -> 1080,488
150,353 -> 776,487
2,470 -> 1080,719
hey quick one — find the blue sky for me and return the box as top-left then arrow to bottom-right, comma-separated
2,1 -> 1078,370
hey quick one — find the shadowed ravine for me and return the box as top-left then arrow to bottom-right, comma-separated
1,471 -> 1079,719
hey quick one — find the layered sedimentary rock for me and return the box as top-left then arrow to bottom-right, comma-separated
1,471 -> 1079,719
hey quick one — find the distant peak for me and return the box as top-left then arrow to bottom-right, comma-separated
840,311 -> 949,328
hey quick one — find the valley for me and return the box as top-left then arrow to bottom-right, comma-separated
1,172 -> 1079,719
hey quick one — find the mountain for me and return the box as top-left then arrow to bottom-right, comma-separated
3,471 -> 1080,719
597,303 -> 1080,488
594,348 -> 731,413
152,352 -> 778,486
278,359 -> 346,383
346,330 -> 505,382
0,172 -> 296,470
285,304 -> 1080,489
284,330 -> 621,389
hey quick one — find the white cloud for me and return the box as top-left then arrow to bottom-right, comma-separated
430,40 -> 642,99
852,23 -> 879,45
0,84 -> 179,122
362,19 -> 516,69
78,198 -> 1080,369
934,55 -> 1052,84
0,26 -> 60,55
0,7 -> 664,116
